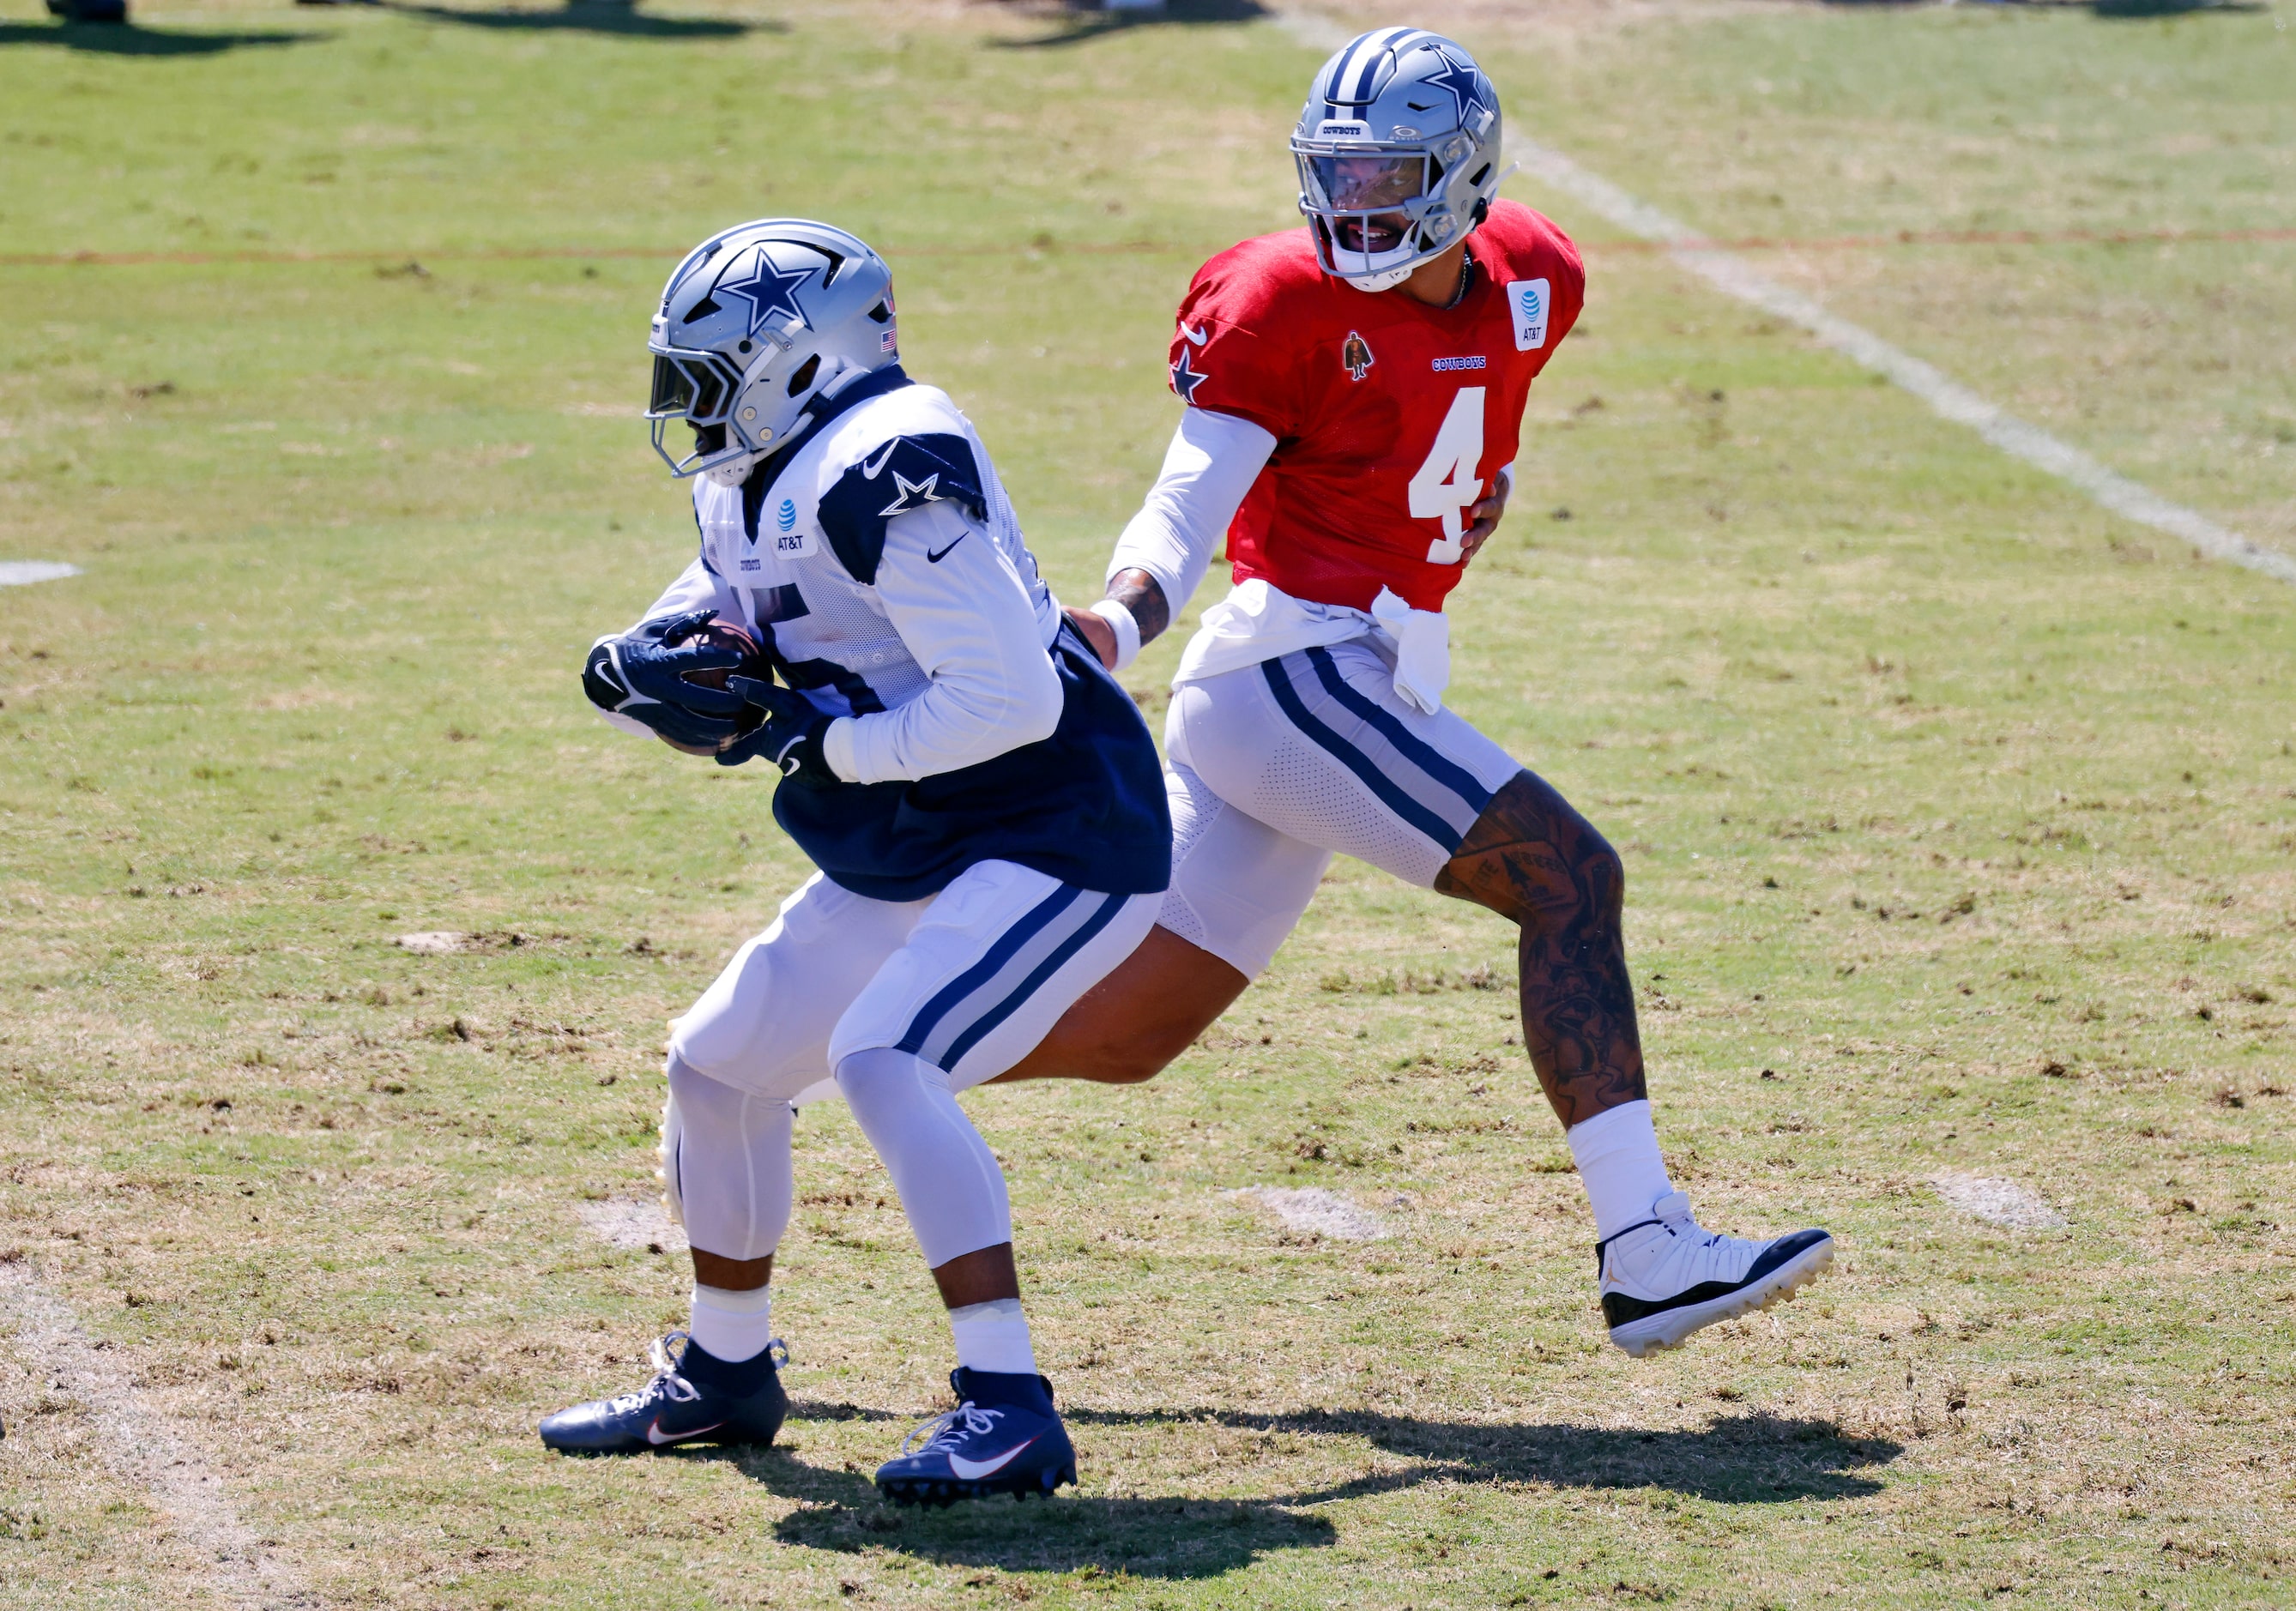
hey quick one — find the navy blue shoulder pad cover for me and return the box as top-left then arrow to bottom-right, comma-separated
815,432 -> 988,586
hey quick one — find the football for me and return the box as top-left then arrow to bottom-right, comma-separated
663,617 -> 769,692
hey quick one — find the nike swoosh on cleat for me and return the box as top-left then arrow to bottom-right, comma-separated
861,441 -> 899,479
646,1418 -> 722,1446
1181,323 -> 1208,346
947,1438 -> 1037,1480
926,535 -> 967,564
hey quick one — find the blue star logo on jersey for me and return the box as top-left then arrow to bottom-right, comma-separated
1170,349 -> 1209,404
1423,47 -> 1489,124
716,250 -> 816,336
877,469 -> 946,520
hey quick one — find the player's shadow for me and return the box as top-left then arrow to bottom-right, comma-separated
990,0 -> 1270,50
685,1400 -> 1332,1577
1099,1406 -> 1902,1507
0,19 -> 307,52
686,1399 -> 1894,1577
384,0 -> 777,38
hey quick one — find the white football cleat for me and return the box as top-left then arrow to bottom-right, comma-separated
1597,1192 -> 1834,1357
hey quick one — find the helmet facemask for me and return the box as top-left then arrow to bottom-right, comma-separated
646,344 -> 755,480
1296,148 -> 1438,289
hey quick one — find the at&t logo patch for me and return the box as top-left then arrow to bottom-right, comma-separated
1508,277 -> 1551,351
775,497 -> 809,553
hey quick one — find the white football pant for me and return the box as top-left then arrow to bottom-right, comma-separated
665,861 -> 1161,1269
1160,635 -> 1523,978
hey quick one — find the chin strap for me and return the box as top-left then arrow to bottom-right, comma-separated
704,455 -> 766,488
1344,266 -> 1417,293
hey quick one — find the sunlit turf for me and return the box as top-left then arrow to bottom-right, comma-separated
1,1 -> 2292,1607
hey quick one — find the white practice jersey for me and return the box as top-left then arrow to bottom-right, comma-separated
621,377 -> 1065,785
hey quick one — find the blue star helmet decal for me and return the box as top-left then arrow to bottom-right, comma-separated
1170,349 -> 1209,404
1422,46 -> 1489,124
815,433 -> 988,584
716,247 -> 817,337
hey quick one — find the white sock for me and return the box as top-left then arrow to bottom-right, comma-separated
948,1298 -> 1037,1376
688,1283 -> 775,1364
1566,1099 -> 1677,1244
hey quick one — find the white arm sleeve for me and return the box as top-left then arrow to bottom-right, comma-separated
1105,407 -> 1277,618
823,500 -> 1063,786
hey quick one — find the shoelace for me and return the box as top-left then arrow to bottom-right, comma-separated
898,1401 -> 1006,1458
603,1331 -> 704,1415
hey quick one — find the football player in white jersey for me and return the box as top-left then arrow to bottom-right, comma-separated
1026,31 -> 1834,1357
542,220 -> 1171,1505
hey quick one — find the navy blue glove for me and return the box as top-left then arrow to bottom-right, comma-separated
582,610 -> 754,751
716,675 -> 837,782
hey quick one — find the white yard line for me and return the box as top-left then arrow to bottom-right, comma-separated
0,561 -> 82,588
0,1266 -> 305,1608
1506,136 -> 2296,587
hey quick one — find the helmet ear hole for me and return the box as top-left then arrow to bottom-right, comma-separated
786,354 -> 821,397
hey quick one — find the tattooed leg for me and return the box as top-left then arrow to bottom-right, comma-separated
1432,770 -> 1647,1129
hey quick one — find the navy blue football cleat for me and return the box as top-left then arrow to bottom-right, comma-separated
874,1368 -> 1078,1506
538,1332 -> 788,1454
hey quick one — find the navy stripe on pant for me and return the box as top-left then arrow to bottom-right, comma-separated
1260,652 -> 1494,855
894,885 -> 1129,1073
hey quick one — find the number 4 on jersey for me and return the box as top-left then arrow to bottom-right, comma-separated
1408,386 -> 1486,564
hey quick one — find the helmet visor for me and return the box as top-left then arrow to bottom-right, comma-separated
1304,152 -> 1428,214
1300,151 -> 1430,258
648,350 -> 739,422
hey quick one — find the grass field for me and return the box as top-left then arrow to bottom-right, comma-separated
3,0 -> 2293,1606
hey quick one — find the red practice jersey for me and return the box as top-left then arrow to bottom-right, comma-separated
1167,199 -> 1584,612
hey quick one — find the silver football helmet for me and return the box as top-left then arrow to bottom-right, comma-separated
646,219 -> 900,483
1291,28 -> 1508,293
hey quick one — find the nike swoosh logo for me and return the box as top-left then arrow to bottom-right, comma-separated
1181,323 -> 1208,346
861,441 -> 899,480
948,1437 -> 1036,1480
926,534 -> 967,564
646,1418 -> 722,1446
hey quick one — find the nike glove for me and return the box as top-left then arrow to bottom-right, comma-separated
582,610 -> 753,751
718,677 -> 837,783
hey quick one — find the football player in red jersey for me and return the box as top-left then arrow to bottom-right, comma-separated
1024,28 -> 1834,1356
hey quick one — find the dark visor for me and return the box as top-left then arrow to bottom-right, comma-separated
649,352 -> 736,421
